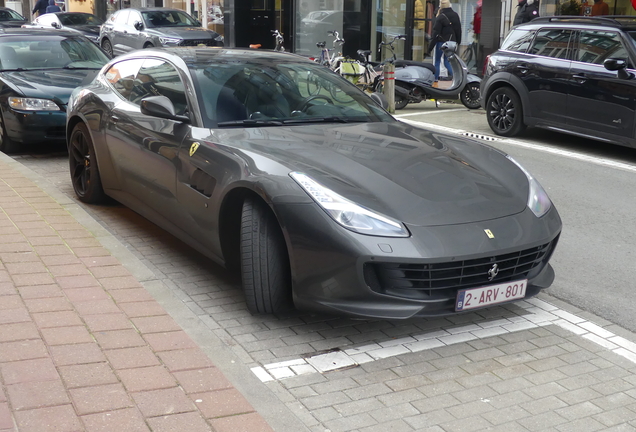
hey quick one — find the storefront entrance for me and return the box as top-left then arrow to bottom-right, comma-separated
234,0 -> 292,50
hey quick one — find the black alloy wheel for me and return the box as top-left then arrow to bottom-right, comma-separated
69,123 -> 106,204
101,38 -> 113,57
486,87 -> 526,137
460,82 -> 481,110
240,197 -> 292,314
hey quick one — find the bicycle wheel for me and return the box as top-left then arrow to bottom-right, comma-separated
306,72 -> 322,96
328,82 -> 352,103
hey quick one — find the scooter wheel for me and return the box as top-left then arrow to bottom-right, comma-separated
460,82 -> 481,109
394,94 -> 409,110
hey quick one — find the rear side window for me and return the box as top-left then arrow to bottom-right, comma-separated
575,30 -> 630,65
501,29 -> 535,53
528,29 -> 573,59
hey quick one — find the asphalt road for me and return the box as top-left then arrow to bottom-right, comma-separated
395,101 -> 636,333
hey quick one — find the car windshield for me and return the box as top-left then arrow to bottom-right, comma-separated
0,36 -> 109,71
190,58 -> 392,128
142,10 -> 198,27
58,13 -> 104,26
0,9 -> 25,21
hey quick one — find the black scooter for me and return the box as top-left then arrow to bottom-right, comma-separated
383,36 -> 481,110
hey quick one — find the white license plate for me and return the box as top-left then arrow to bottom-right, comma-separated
456,280 -> 527,311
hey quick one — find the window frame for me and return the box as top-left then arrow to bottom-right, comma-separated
572,29 -> 633,68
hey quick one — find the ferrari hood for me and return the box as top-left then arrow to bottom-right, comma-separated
0,69 -> 99,106
224,121 -> 530,227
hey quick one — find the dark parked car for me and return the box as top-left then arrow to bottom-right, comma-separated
482,16 -> 636,148
23,12 -> 104,43
98,8 -> 223,57
0,29 -> 109,153
67,47 -> 561,319
0,7 -> 27,28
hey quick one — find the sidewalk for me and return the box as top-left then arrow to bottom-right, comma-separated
0,155 -> 274,431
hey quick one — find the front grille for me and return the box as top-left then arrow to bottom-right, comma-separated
365,239 -> 557,301
179,39 -> 217,47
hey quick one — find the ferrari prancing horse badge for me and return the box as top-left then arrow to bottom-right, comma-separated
189,142 -> 200,157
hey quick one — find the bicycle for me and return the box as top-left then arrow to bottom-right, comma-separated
249,29 -> 285,52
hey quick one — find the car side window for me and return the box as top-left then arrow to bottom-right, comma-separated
575,30 -> 630,66
129,59 -> 188,116
104,59 -> 145,100
127,11 -> 142,27
501,29 -> 535,53
114,10 -> 129,24
528,29 -> 573,59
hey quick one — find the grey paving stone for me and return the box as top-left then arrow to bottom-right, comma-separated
556,387 -> 604,405
344,383 -> 392,401
495,352 -> 537,367
411,393 -> 461,413
418,380 -> 466,398
555,417 -> 606,432
439,415 -> 493,432
486,390 -> 533,409
358,419 -> 415,432
377,388 -> 424,407
523,395 -> 569,415
352,369 -> 399,386
369,403 -> 420,423
456,372 -> 501,389
311,406 -> 342,422
555,400 -> 604,421
424,366 -> 470,383
524,369 -> 568,385
522,382 -> 568,399
525,356 -> 570,372
557,373 -> 602,391
323,412 -> 376,432
451,384 -> 500,404
481,405 -> 531,425
385,374 -> 433,392
460,359 -> 504,375
333,398 -> 385,417
301,391 -> 352,411
591,393 -> 636,411
517,411 -> 568,431
593,407 -> 636,428
311,377 -> 359,395
445,398 -> 497,419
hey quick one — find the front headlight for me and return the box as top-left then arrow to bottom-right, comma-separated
290,172 -> 410,237
506,155 -> 552,217
159,36 -> 182,45
8,97 -> 60,111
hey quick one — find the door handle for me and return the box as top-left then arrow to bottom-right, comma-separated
111,115 -> 119,124
516,64 -> 529,74
572,74 -> 587,83
123,30 -> 128,34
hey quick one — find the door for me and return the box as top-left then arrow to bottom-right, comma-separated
108,58 -> 187,221
111,10 -> 130,55
567,29 -> 636,140
406,0 -> 434,61
516,28 -> 574,124
235,0 -> 289,50
120,10 -> 144,52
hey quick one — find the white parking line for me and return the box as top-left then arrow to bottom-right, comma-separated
251,298 -> 636,382
393,108 -> 467,117
397,118 -> 636,174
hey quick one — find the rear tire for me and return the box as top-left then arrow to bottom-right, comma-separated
394,93 -> 409,110
486,87 -> 526,137
101,38 -> 113,57
68,122 -> 107,204
460,82 -> 481,109
240,197 -> 292,314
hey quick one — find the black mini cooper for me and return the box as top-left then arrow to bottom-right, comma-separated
481,16 -> 636,148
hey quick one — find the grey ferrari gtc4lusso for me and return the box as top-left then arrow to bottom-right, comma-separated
66,47 -> 562,319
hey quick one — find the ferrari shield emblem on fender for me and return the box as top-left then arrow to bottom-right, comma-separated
189,142 -> 200,157
484,229 -> 495,239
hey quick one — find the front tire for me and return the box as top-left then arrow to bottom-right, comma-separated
69,122 -> 106,204
0,115 -> 19,154
240,197 -> 292,314
460,82 -> 481,109
101,38 -> 113,57
486,87 -> 526,137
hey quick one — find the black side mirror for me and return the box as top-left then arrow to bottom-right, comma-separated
134,21 -> 143,31
140,95 -> 190,123
52,22 -> 61,29
604,58 -> 633,80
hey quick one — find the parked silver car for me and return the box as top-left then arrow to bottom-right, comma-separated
98,7 -> 222,57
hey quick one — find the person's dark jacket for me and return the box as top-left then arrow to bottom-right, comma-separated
32,0 -> 48,17
513,0 -> 539,26
46,0 -> 61,13
428,7 -> 462,53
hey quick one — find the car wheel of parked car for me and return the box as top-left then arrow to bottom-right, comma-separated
69,123 -> 107,204
0,118 -> 19,154
486,87 -> 526,137
460,82 -> 481,110
240,196 -> 292,314
101,38 -> 113,57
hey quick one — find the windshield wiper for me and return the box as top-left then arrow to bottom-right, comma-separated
282,116 -> 363,124
62,66 -> 102,70
217,119 -> 284,127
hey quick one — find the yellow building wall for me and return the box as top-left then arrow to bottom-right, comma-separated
68,0 -> 95,13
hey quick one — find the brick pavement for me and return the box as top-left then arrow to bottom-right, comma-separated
5,142 -> 636,431
0,156 -> 274,431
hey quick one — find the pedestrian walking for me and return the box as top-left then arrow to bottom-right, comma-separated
32,0 -> 48,17
46,0 -> 61,14
428,0 -> 461,82
513,0 -> 539,26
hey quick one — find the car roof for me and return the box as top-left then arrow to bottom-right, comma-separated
117,47 -> 315,67
0,28 -> 80,36
519,15 -> 636,31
